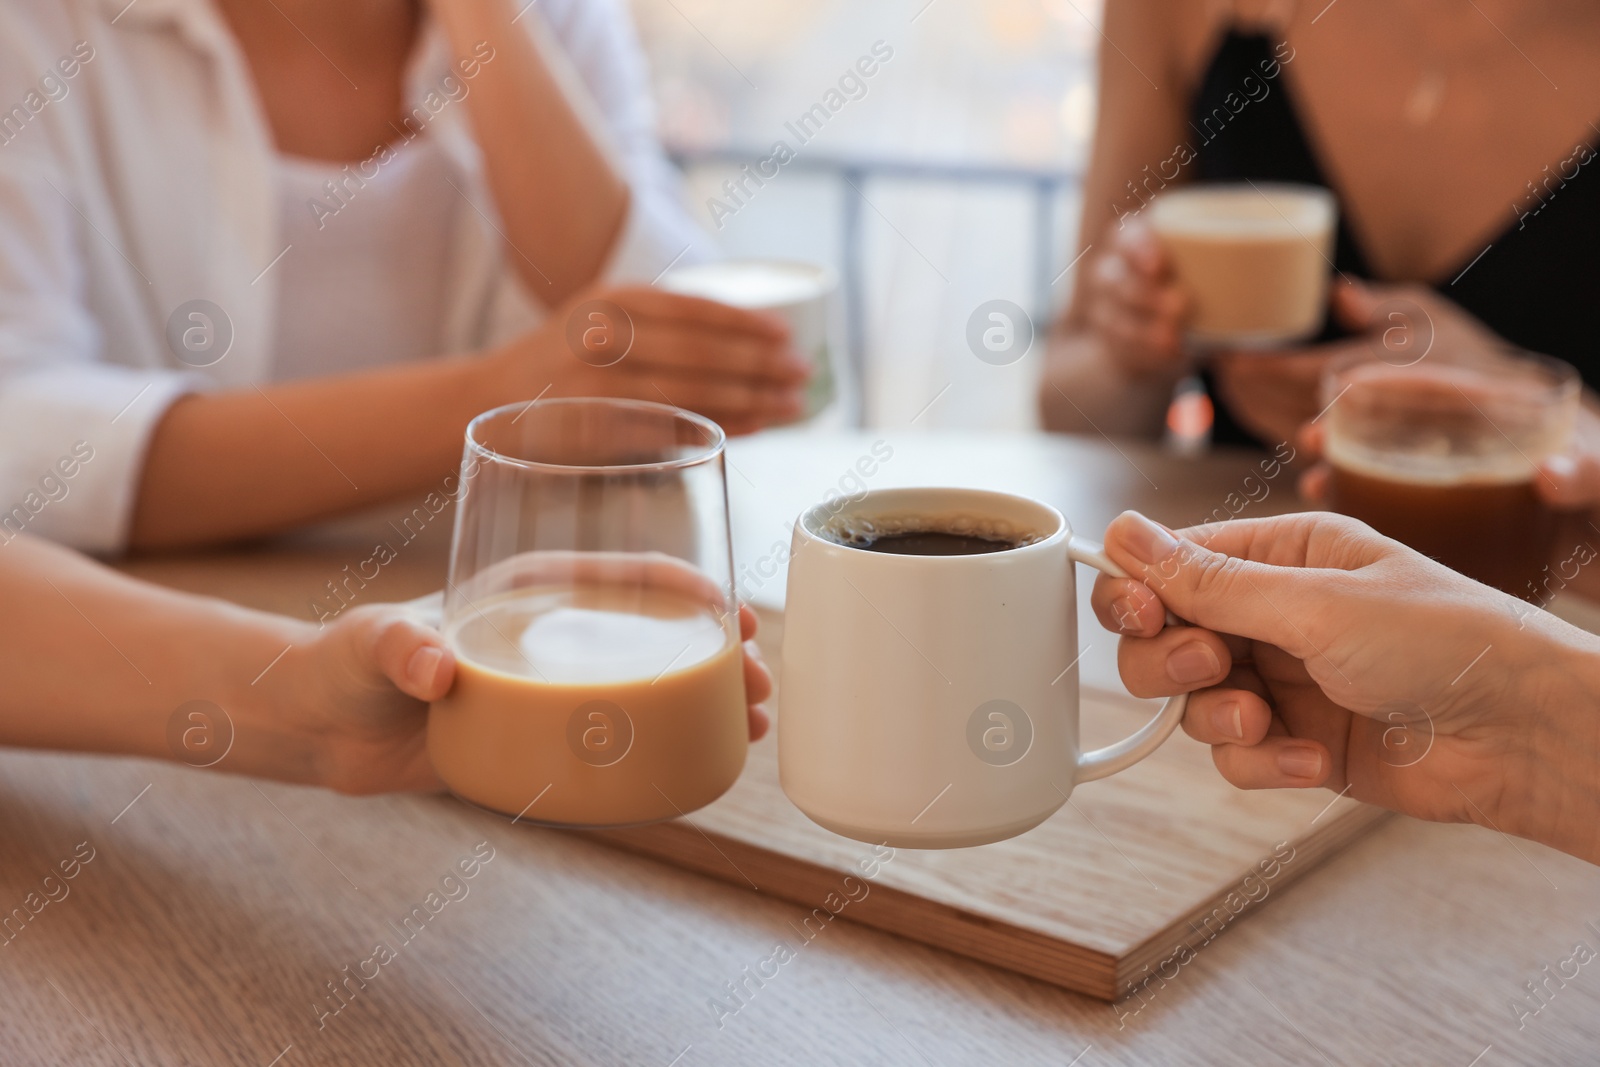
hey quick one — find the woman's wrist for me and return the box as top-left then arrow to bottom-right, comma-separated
1099,334 -> 1190,389
397,337 -> 550,438
1495,620 -> 1600,863
184,606 -> 326,784
1040,330 -> 1181,437
477,327 -> 558,407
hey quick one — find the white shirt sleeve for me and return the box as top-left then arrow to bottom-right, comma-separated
0,111 -> 199,554
534,0 -> 713,282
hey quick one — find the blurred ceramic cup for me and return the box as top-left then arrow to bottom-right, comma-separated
779,487 -> 1187,849
1149,182 -> 1337,348
659,258 -> 839,420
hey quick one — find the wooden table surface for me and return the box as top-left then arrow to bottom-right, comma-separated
4,430 -> 1598,1066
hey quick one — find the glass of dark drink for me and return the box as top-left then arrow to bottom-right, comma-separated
1321,350 -> 1580,597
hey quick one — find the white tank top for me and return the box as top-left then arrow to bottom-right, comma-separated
271,134 -> 461,382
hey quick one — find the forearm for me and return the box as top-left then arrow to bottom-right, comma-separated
1039,330 -> 1180,440
0,536 -> 312,775
431,0 -> 629,305
130,348 -> 517,550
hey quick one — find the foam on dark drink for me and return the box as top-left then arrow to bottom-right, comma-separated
1321,357 -> 1578,599
819,512 -> 1042,556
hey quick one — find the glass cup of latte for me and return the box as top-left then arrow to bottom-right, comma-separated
1321,350 -> 1580,597
426,398 -> 749,827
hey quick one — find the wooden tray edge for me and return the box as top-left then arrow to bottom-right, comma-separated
588,821 -> 1124,1001
1114,804 -> 1393,997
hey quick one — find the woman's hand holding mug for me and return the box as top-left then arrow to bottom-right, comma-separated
780,488 -> 1188,849
494,285 -> 812,436
1091,510 -> 1600,865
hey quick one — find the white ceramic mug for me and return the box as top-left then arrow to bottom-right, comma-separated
658,258 -> 839,420
778,487 -> 1186,849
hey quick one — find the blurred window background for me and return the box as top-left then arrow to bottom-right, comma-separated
629,0 -> 1102,430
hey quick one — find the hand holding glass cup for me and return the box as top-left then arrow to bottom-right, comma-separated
426,398 -> 755,827
1319,349 -> 1580,597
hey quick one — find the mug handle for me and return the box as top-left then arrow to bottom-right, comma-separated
1067,535 -> 1188,783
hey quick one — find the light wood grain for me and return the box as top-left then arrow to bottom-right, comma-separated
594,607 -> 1388,1001
0,431 -> 1593,1066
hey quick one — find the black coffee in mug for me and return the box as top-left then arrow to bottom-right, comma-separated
823,514 -> 1037,556
856,531 -> 1016,555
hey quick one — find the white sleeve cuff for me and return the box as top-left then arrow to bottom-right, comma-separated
0,365 -> 202,554
599,181 -> 715,285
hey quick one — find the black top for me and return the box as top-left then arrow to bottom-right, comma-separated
1187,31 -> 1600,447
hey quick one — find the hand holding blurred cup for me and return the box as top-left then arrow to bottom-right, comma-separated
496,285 -> 812,436
659,259 -> 841,421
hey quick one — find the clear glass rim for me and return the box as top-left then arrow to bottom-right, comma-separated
1321,348 -> 1582,407
463,397 -> 725,474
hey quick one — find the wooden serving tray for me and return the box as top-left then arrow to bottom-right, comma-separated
591,610 -> 1387,1001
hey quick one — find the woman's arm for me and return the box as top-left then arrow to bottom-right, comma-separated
1040,0 -> 1203,438
0,533 -> 446,791
129,287 -> 805,550
129,343 -> 517,550
0,534 -> 772,794
427,0 -> 634,305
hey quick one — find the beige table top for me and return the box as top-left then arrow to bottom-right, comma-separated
4,430 -> 1597,1066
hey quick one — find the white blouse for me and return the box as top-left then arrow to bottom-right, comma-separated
0,0 -> 709,552
272,138 -> 460,383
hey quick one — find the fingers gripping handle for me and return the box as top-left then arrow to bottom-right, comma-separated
1066,535 -> 1182,625
1067,535 -> 1187,783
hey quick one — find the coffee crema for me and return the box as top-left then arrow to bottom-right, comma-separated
820,513 -> 1040,556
